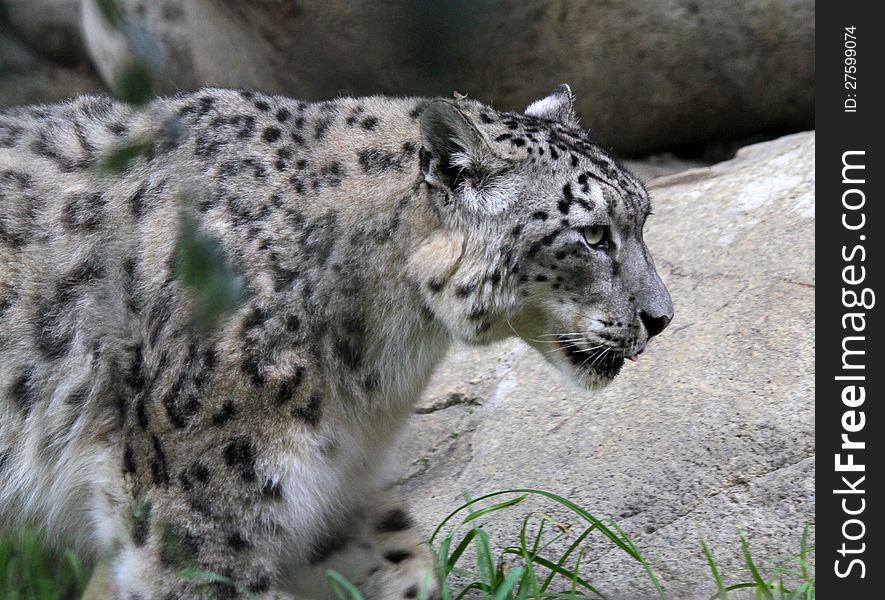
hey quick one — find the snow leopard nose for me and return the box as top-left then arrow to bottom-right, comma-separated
640,310 -> 671,339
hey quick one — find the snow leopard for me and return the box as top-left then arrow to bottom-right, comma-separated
0,84 -> 673,598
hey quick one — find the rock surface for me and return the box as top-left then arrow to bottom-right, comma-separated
3,0 -> 85,64
80,0 -> 198,96
173,0 -> 814,156
397,131 -> 815,599
3,0 -> 814,154
0,19 -> 102,108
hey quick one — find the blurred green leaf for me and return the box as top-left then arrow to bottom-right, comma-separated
175,211 -> 244,331
95,0 -> 126,29
97,140 -> 155,174
116,61 -> 156,106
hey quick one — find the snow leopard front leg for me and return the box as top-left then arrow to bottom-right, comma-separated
288,491 -> 437,600
89,485 -> 434,600
109,470 -> 299,599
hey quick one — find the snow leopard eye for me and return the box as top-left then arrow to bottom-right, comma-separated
582,225 -> 610,250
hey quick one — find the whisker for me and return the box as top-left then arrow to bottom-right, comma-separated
534,332 -> 595,338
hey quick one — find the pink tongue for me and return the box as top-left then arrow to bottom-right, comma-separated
628,354 -> 639,363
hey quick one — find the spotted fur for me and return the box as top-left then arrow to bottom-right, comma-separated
0,85 -> 672,599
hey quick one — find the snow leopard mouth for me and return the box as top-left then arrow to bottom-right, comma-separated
559,340 -> 626,380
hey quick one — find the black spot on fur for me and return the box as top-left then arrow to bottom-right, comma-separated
254,100 -> 270,112
532,211 -> 548,221
541,229 -> 562,246
334,317 -> 365,370
191,461 -> 210,483
62,192 -> 105,231
65,383 -> 90,410
212,400 -> 236,426
405,585 -> 419,599
319,161 -> 345,187
1,123 -> 24,148
150,435 -> 169,485
129,184 -> 149,219
468,306 -> 488,320
228,531 -> 251,552
359,148 -> 406,175
31,131 -> 90,172
427,278 -> 445,293
409,100 -> 430,119
309,530 -> 350,565
261,479 -> 283,501
276,108 -> 290,122
362,369 -> 381,392
375,508 -> 414,533
249,576 -> 271,593
262,127 -> 281,143
383,550 -> 412,564
455,283 -> 476,298
224,437 -> 257,482
147,281 -> 176,347
9,367 -> 38,416
314,117 -> 333,140
276,367 -> 305,405
361,116 -> 379,130
194,133 -> 221,158
34,259 -> 104,359
287,389 -> 321,426
123,443 -> 137,475
164,390 -> 202,429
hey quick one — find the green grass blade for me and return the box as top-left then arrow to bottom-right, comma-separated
473,528 -> 497,598
539,525 -> 595,593
515,524 -> 541,600
798,525 -> 811,582
717,583 -> 759,595
447,529 -> 479,574
517,554 -> 607,599
492,567 -> 524,600
700,535 -> 728,600
326,569 -> 366,600
608,520 -> 665,598
454,581 -> 494,600
530,516 -> 546,556
432,489 -> 637,559
738,530 -> 773,600
464,495 -> 529,525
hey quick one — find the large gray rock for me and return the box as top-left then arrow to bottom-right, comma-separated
2,0 -> 86,64
170,0 -> 812,155
17,0 -> 811,154
397,131 -> 815,599
79,0 -> 197,95
0,18 -> 102,108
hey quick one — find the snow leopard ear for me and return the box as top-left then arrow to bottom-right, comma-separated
525,84 -> 579,127
420,101 -> 514,213
420,101 -> 494,191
